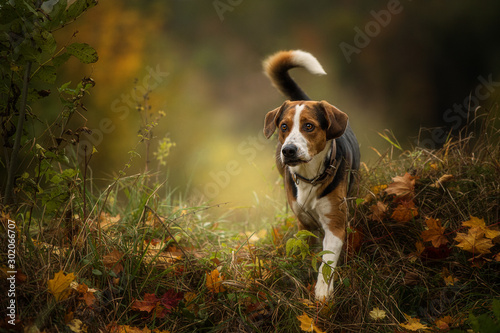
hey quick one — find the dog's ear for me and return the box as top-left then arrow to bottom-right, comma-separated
319,100 -> 349,140
263,101 -> 288,139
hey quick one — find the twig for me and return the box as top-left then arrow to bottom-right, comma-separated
4,62 -> 32,204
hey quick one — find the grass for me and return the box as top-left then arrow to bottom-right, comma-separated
1,109 -> 499,332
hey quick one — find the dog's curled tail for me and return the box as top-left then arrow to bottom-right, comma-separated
263,50 -> 326,101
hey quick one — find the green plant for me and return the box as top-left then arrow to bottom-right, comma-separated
1,0 -> 98,205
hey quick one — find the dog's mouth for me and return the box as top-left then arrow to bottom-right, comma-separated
282,157 -> 309,167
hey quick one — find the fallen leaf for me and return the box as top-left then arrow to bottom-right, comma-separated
462,216 -> 500,240
99,212 -> 121,230
435,315 -> 452,330
384,173 -> 416,200
455,228 -> 494,255
103,249 -> 124,275
421,218 -> 448,248
400,314 -> 429,331
369,307 -> 387,321
48,270 -> 76,301
297,312 -> 325,333
75,284 -> 97,307
159,289 -> 183,314
391,200 -> 418,223
409,241 -> 425,262
430,174 -> 454,188
206,268 -> 225,293
67,319 -> 86,333
346,227 -> 363,255
442,268 -> 458,286
131,293 -> 158,313
184,292 -> 199,315
368,201 -> 387,221
371,184 -> 388,195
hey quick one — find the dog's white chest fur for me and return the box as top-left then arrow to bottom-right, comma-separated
291,182 -> 331,229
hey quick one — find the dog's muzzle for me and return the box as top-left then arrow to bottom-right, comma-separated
281,144 -> 304,166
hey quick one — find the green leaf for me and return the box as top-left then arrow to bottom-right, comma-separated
92,269 -> 103,276
52,52 -> 71,68
65,0 -> 98,21
296,230 -> 317,240
493,299 -> 500,321
66,42 -> 98,64
286,238 -> 297,257
33,65 -> 57,84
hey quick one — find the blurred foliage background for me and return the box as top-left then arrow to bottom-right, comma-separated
37,0 -> 500,220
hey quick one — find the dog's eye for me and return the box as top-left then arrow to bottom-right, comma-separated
304,123 -> 315,132
281,124 -> 288,131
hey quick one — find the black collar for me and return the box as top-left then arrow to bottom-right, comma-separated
290,141 -> 340,186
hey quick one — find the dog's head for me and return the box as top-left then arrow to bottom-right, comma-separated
263,100 -> 348,166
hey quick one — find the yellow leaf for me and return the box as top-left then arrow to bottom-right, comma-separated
442,268 -> 458,286
369,307 -> 387,321
206,269 -> 225,293
48,270 -> 76,301
462,216 -> 500,240
67,319 -> 87,333
371,184 -> 388,195
297,312 -> 325,333
400,314 -> 429,331
454,228 -> 494,255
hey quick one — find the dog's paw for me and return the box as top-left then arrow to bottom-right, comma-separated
314,275 -> 332,301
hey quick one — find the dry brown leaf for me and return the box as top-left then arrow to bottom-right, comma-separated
430,174 -> 453,188
435,315 -> 453,330
421,218 -> 448,248
368,201 -> 387,221
103,249 -> 124,275
391,200 -> 418,223
48,270 -> 75,301
384,172 -> 416,200
131,293 -> 158,313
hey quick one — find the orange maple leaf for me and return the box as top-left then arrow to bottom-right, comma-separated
384,173 -> 416,200
421,218 -> 448,248
391,200 -> 418,223
48,270 -> 75,301
454,228 -> 494,255
76,283 -> 97,307
206,268 -> 225,293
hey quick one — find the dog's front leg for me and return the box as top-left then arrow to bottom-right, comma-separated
315,195 -> 347,301
315,228 -> 344,301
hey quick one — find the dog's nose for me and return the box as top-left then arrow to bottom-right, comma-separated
282,144 -> 298,158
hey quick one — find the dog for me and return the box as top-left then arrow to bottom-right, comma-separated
262,50 -> 360,301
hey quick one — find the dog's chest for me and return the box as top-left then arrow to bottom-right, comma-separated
290,182 -> 330,229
